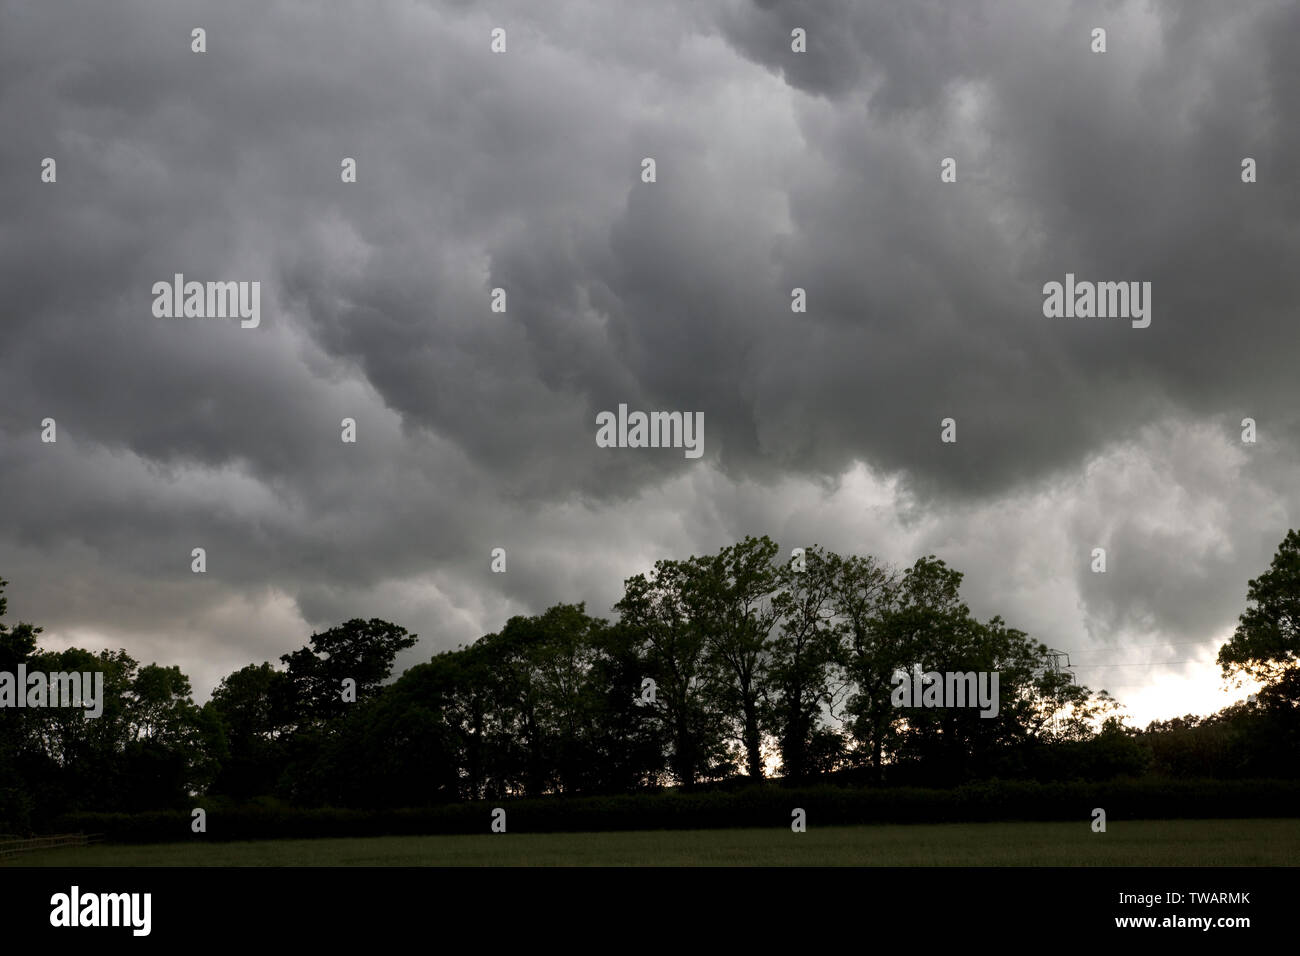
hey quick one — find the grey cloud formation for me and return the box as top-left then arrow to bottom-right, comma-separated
1,0 -> 1296,723
714,0 -> 1300,497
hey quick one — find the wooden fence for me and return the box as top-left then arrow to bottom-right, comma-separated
0,833 -> 102,859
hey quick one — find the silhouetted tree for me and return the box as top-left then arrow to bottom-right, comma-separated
689,536 -> 781,779
765,545 -> 841,780
616,560 -> 732,788
1219,528 -> 1300,694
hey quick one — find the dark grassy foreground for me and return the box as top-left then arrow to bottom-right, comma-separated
9,818 -> 1300,866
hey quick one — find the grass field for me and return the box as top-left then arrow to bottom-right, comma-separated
6,818 -> 1300,866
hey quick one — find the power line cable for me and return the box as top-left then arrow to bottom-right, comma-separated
1069,659 -> 1209,668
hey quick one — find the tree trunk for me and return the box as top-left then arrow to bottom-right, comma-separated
743,697 -> 763,778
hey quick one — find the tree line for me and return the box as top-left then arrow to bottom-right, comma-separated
3,531 -> 1300,830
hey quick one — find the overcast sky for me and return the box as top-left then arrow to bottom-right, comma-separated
2,0 -> 1298,726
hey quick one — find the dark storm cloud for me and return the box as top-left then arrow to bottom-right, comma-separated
0,0 -> 1296,715
706,0 -> 1300,500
